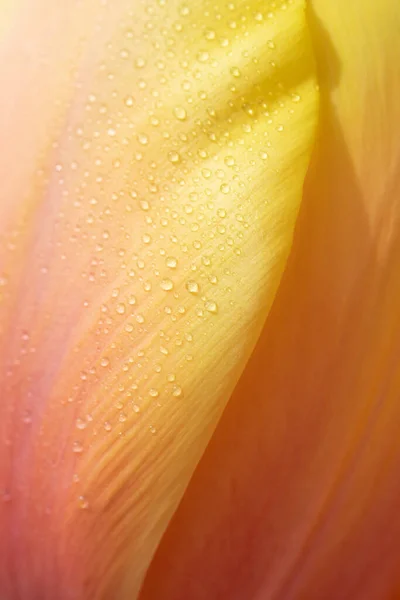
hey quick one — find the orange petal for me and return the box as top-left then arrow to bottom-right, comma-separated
0,0 -> 317,598
141,1 -> 400,599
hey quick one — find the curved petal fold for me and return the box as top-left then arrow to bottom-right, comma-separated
141,1 -> 400,599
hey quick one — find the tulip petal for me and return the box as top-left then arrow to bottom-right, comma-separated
0,0 -> 317,598
141,1 -> 400,599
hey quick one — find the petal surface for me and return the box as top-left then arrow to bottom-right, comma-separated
0,1 -> 317,598
141,1 -> 400,599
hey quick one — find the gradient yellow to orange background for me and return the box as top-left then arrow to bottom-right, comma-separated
0,0 -> 399,599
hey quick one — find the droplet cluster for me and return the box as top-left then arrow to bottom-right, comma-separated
0,0 -> 307,516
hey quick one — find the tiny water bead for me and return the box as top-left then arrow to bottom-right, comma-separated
172,385 -> 183,398
78,496 -> 89,510
220,183 -> 230,194
166,256 -> 178,268
186,280 -> 199,294
72,441 -> 84,454
160,278 -> 174,291
116,303 -> 126,315
168,151 -> 181,164
137,133 -> 149,145
173,106 -> 187,120
224,155 -> 235,167
205,300 -> 218,314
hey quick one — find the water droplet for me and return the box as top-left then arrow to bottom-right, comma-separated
116,303 -> 126,315
172,386 -> 183,397
142,233 -> 152,244
78,495 -> 89,510
100,357 -> 110,368
173,106 -> 187,120
220,183 -> 230,195
160,278 -> 174,291
72,441 -> 84,454
137,133 -> 149,145
205,300 -> 218,313
197,51 -> 209,63
204,29 -> 216,40
104,421 -> 112,432
186,280 -> 199,294
149,388 -> 159,398
168,151 -> 181,163
140,199 -> 150,211
135,57 -> 146,68
166,256 -> 178,269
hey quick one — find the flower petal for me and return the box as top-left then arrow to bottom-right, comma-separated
141,1 -> 400,599
0,0 -> 317,598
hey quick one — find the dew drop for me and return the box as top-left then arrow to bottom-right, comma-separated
172,385 -> 183,398
78,496 -> 89,510
116,303 -> 126,315
160,278 -> 174,291
186,280 -> 199,294
135,57 -> 146,68
168,151 -> 181,164
76,418 -> 86,430
230,66 -> 241,78
166,256 -> 177,269
173,106 -> 187,120
137,133 -> 149,145
205,300 -> 218,313
204,29 -> 216,40
142,233 -> 152,244
140,199 -> 150,211
220,183 -> 230,195
72,441 -> 84,454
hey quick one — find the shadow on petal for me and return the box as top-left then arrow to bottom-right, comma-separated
141,2 -> 400,598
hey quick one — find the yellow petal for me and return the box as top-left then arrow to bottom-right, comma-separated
0,1 -> 317,597
141,1 -> 400,599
